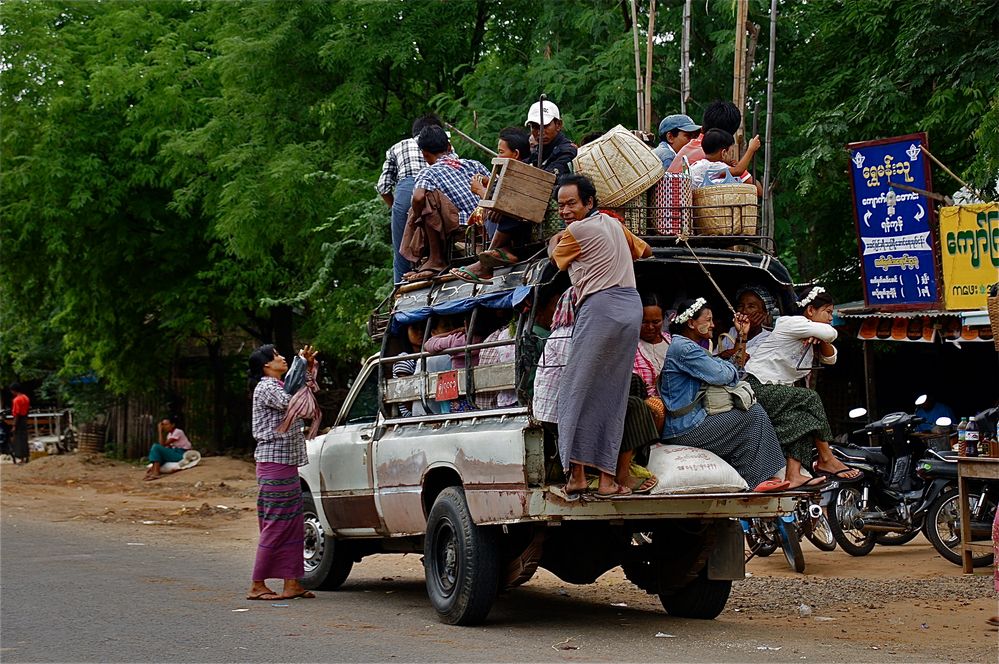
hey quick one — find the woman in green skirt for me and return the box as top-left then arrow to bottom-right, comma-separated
744,286 -> 862,489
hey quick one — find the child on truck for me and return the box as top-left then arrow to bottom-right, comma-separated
688,128 -> 762,196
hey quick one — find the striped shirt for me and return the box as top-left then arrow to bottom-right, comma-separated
252,377 -> 308,467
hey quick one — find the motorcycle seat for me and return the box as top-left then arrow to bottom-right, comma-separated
919,457 -> 958,479
835,445 -> 889,466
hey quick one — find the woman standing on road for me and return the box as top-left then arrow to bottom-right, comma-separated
245,344 -> 319,601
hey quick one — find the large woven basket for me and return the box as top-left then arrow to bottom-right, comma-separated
691,184 -> 759,235
572,125 -> 664,208
987,287 -> 999,351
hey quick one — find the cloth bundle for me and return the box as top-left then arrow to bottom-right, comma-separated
276,358 -> 322,439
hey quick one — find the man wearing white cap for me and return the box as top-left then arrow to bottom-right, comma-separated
525,100 -> 577,178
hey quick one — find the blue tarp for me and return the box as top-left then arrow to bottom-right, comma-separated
389,286 -> 533,335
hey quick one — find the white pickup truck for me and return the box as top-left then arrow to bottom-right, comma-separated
298,253 -> 800,625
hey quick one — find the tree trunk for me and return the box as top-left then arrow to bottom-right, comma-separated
208,338 -> 225,452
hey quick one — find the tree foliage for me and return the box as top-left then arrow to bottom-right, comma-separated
2,0 -> 996,445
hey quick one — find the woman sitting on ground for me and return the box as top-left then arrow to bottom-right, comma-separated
452,127 -> 534,284
659,298 -> 788,492
744,286 -> 862,487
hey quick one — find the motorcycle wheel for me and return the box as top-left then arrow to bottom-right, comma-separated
744,519 -> 778,557
827,486 -> 877,556
874,530 -> 920,546
777,519 -> 806,573
804,513 -> 837,552
925,487 -> 996,568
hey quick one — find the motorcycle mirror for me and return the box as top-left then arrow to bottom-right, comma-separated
914,394 -> 928,407
848,407 -> 868,419
935,416 -> 952,427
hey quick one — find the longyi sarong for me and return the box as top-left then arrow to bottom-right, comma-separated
252,462 -> 304,580
557,287 -> 642,475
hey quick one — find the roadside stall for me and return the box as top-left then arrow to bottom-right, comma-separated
831,133 -> 998,421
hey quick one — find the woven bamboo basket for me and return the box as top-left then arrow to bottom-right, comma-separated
691,184 -> 759,235
987,291 -> 999,351
572,125 -> 664,208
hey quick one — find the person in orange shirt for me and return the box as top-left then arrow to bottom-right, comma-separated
9,383 -> 30,464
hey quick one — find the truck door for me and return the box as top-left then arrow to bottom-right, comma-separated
318,358 -> 383,536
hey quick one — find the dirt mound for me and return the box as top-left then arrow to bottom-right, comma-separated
1,452 -> 256,486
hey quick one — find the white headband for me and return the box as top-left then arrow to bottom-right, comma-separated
674,297 -> 707,325
797,286 -> 825,308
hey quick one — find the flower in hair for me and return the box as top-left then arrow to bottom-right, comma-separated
674,297 -> 707,325
796,286 -> 825,308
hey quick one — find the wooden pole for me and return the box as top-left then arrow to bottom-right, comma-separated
644,0 -> 657,132
731,0 -> 749,151
680,0 -> 692,114
631,0 -> 644,132
762,0 -> 777,242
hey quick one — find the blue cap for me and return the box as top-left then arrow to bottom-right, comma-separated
658,114 -> 701,137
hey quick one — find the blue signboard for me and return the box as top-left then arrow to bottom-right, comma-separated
847,133 -> 938,309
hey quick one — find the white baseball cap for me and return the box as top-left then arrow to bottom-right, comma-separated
525,100 -> 561,126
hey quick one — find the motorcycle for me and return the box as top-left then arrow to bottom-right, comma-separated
826,403 -> 955,557
919,406 -> 998,568
742,493 -> 836,573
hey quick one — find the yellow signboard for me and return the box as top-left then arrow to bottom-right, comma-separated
938,203 -> 999,310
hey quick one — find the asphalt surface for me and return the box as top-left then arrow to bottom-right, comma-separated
0,513 -> 985,663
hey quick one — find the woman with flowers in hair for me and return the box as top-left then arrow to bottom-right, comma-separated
745,286 -> 862,488
659,297 -> 788,491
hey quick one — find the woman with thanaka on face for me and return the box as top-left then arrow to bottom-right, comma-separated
658,298 -> 788,492
633,293 -> 672,397
454,127 -> 535,284
745,286 -> 862,487
548,173 -> 652,497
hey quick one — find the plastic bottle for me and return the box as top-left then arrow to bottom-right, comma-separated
956,417 -> 969,454
964,417 -> 979,457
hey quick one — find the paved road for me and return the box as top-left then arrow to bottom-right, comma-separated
0,514 -> 956,663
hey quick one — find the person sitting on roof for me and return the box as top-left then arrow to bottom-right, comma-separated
400,126 -> 491,282
689,129 -> 762,195
526,100 -> 577,179
653,114 -> 701,170
452,127 -> 534,284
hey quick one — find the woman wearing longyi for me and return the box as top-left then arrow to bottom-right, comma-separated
245,344 -> 320,602
658,297 -> 788,492
745,286 -> 862,489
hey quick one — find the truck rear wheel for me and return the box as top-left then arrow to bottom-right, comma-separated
659,569 -> 732,619
301,493 -> 354,590
424,487 -> 500,625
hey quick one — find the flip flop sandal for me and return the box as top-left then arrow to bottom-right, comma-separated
283,591 -> 316,599
449,267 -> 493,284
593,484 -> 633,499
403,269 -> 438,283
246,591 -> 283,601
788,476 -> 827,492
629,475 -> 658,494
752,479 -> 791,493
813,466 -> 864,484
477,248 -> 518,269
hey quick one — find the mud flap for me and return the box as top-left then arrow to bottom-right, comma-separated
707,519 -> 746,581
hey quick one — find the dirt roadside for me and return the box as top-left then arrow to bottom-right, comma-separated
2,453 -> 996,662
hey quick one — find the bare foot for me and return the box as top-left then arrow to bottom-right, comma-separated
143,473 -> 160,482
281,580 -> 316,599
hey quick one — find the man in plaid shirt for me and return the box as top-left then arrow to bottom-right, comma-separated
375,114 -> 447,283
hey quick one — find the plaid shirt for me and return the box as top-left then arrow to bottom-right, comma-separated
252,377 -> 308,467
375,138 -> 428,195
414,156 -> 490,225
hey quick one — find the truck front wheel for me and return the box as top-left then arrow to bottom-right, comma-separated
659,569 -> 732,619
301,493 -> 353,590
424,487 -> 500,625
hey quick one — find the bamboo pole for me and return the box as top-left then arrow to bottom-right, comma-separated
631,0 -> 644,131
762,0 -> 777,242
731,0 -> 749,151
644,0 -> 657,133
680,0 -> 691,114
